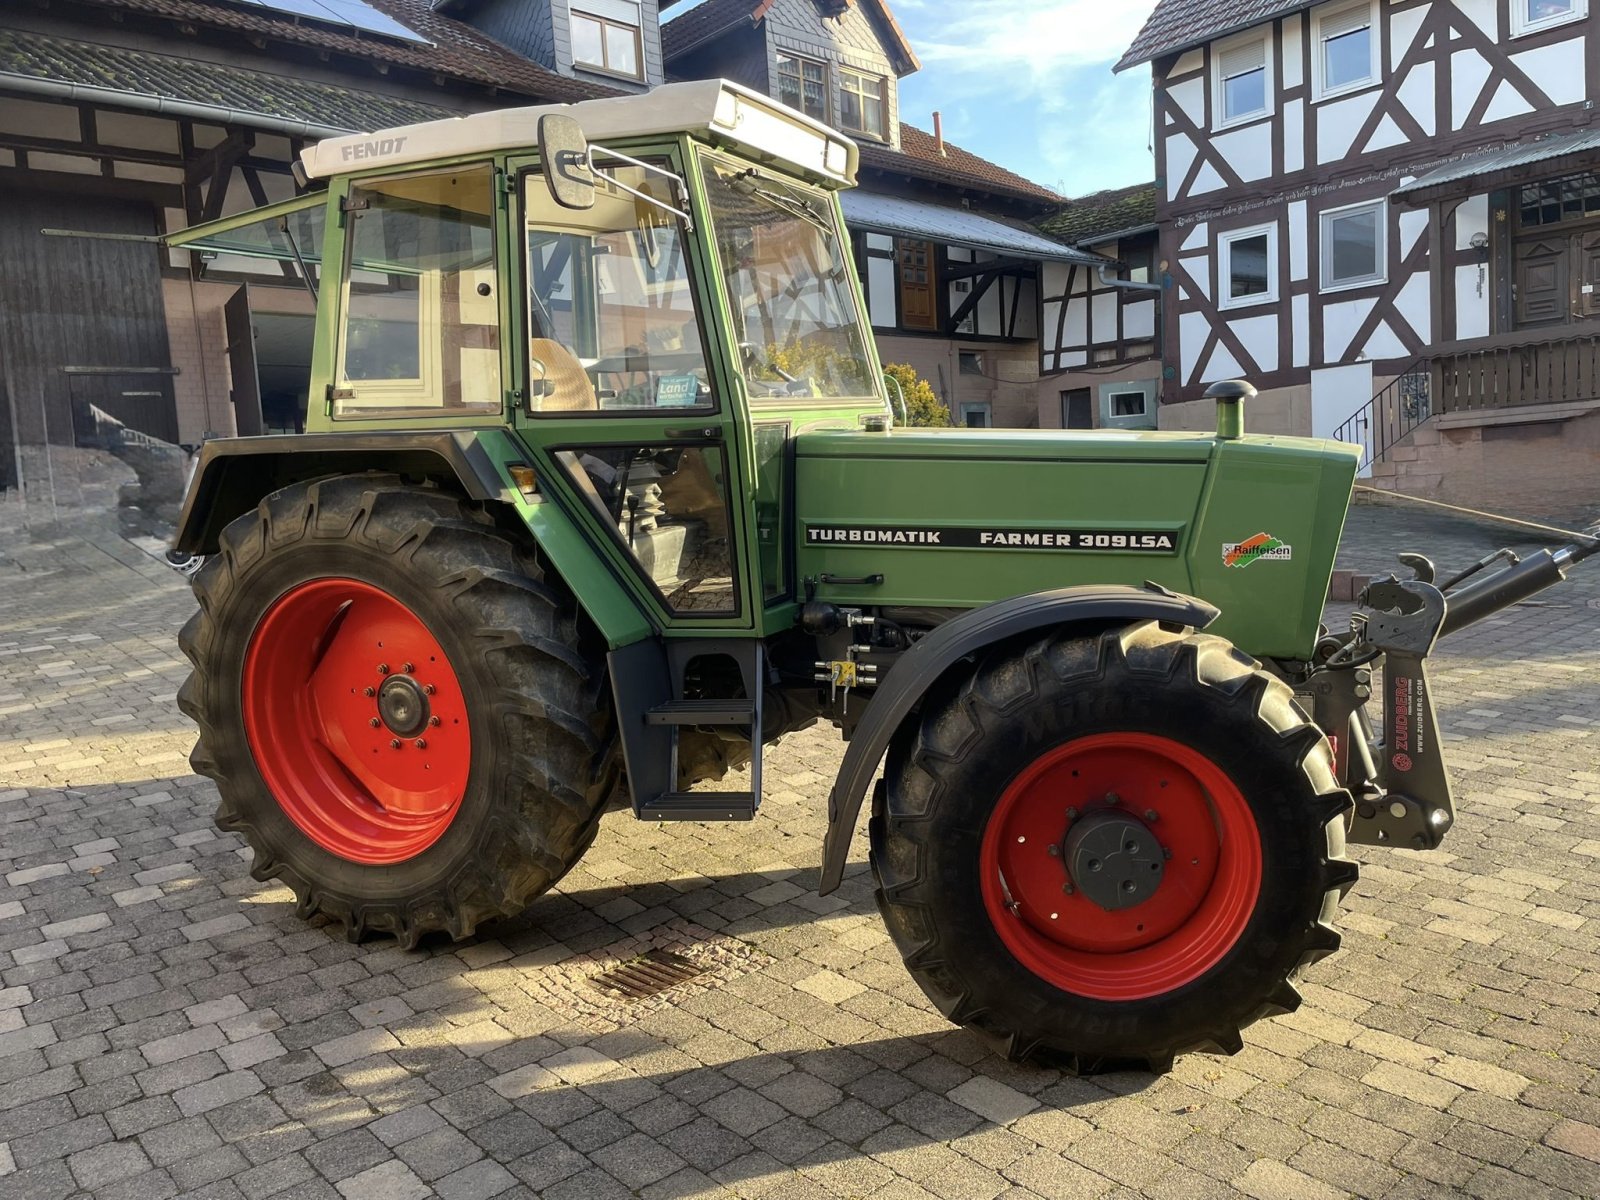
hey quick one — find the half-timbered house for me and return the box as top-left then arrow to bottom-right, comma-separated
663,0 -> 1104,428
1120,0 -> 1600,515
1036,183 -> 1165,429
0,0 -> 616,506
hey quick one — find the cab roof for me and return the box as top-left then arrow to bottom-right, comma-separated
300,79 -> 859,189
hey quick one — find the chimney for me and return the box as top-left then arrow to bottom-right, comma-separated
933,111 -> 947,157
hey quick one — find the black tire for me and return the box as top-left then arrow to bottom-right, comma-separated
871,621 -> 1356,1073
177,474 -> 617,947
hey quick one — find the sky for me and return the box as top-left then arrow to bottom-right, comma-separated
669,0 -> 1161,200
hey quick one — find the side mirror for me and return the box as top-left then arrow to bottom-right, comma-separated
539,114 -> 595,211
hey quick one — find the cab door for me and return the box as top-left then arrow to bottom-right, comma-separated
503,148 -> 755,632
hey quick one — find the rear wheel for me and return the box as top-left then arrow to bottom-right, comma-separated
178,474 -> 616,946
871,621 -> 1356,1072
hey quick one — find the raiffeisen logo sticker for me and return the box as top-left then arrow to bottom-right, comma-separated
1223,532 -> 1292,567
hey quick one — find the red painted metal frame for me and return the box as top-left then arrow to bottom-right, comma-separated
242,578 -> 470,864
980,733 -> 1262,1001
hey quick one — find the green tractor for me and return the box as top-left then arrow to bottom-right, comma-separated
169,81 -> 1596,1072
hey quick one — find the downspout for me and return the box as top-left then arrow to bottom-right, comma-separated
1096,263 -> 1162,293
0,74 -> 358,141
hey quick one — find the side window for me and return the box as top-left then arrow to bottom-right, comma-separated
524,162 -> 714,414
335,166 -> 500,417
555,445 -> 736,614
752,424 -> 790,603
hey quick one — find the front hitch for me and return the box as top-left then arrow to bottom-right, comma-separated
1337,529 -> 1598,850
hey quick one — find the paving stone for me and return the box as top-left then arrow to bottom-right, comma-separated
4,502 -> 1600,1200
334,1159 -> 431,1200
68,1139 -> 153,1189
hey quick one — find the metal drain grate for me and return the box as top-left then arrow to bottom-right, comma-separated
588,948 -> 707,1000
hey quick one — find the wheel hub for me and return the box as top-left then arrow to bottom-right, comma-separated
1063,810 -> 1165,911
377,675 -> 430,736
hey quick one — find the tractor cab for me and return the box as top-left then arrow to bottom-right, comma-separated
170,80 -> 890,636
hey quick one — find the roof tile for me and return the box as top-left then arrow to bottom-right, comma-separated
0,28 -> 452,133
1117,0 -> 1316,72
858,123 -> 1061,205
1038,182 -> 1158,245
70,0 -> 619,103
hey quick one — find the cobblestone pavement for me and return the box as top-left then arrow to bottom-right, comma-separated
0,501 -> 1597,1200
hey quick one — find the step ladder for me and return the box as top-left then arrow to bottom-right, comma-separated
608,638 -> 765,821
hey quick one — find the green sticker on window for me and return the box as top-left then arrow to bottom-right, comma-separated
656,375 -> 700,407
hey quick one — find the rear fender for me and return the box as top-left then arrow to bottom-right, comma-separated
818,585 -> 1220,894
174,430 -> 652,649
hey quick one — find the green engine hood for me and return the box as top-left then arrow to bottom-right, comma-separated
792,426 -> 1362,660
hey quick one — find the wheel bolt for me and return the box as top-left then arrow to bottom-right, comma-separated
428,716 -> 440,727
414,738 -> 427,750
424,684 -> 436,695
369,718 -> 381,728
1144,809 -> 1159,822
403,662 -> 414,673
389,738 -> 401,749
1065,807 -> 1078,820
1105,792 -> 1120,805
1062,883 -> 1075,895
378,663 -> 390,675
1047,844 -> 1059,857
364,687 -> 376,697
1164,847 -> 1173,860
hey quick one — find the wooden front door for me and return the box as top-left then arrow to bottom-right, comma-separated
1577,229 -> 1600,320
897,239 -> 937,330
1513,235 -> 1570,327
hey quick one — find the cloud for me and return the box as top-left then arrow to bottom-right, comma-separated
897,1 -> 1159,198
913,0 -> 1153,82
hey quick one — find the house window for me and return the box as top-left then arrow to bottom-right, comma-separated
1218,224 -> 1278,309
571,0 -> 643,80
1109,391 -> 1149,417
777,53 -> 828,122
1512,0 -> 1587,36
1520,171 -> 1600,226
1214,34 -> 1269,128
1321,200 -> 1387,290
959,351 -> 985,376
839,68 -> 888,139
959,401 -> 991,428
1314,2 -> 1377,99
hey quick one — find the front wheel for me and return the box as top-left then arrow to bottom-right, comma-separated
870,621 -> 1357,1073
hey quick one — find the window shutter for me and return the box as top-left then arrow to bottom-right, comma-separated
1321,5 -> 1371,40
1218,39 -> 1265,80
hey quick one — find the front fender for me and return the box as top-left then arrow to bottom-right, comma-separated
818,584 -> 1220,894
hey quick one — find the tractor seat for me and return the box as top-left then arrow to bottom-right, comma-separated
529,338 -> 597,412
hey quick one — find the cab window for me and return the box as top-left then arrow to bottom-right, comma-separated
334,166 -> 500,417
522,161 -> 713,414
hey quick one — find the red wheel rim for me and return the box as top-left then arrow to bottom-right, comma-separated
242,578 -> 470,865
979,733 -> 1261,1001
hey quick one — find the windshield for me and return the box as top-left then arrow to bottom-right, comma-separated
523,160 -> 712,413
699,156 -> 876,402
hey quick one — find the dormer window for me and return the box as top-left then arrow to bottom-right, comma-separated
572,0 -> 643,81
1314,2 -> 1378,100
1512,0 -> 1587,36
839,67 -> 888,140
1213,33 -> 1270,129
777,52 -> 828,122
